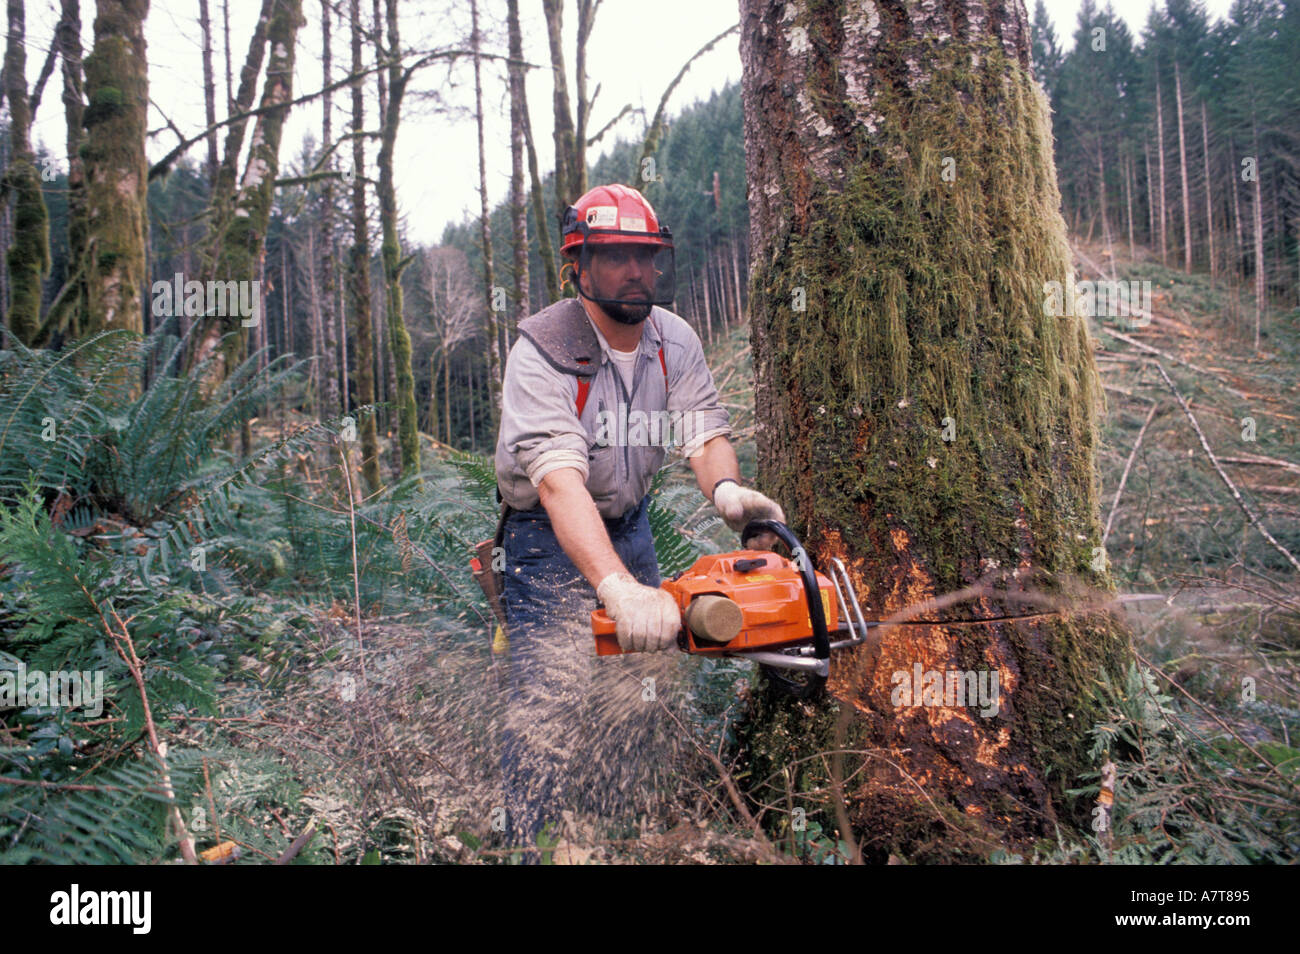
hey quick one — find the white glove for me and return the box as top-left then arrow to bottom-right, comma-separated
596,572 -> 681,653
713,480 -> 786,537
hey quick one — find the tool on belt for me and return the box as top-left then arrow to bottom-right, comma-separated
591,520 -> 875,698
469,501 -> 512,654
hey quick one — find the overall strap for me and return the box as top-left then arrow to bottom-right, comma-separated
574,346 -> 666,417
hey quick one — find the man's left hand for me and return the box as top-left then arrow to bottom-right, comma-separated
713,481 -> 785,548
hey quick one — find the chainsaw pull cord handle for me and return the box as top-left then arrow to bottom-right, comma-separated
741,519 -> 832,663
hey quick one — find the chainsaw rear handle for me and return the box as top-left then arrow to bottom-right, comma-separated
741,519 -> 832,663
591,607 -> 683,655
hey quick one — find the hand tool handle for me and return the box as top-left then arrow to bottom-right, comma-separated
592,608 -> 621,655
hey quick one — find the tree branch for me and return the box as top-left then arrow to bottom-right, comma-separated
150,47 -> 502,181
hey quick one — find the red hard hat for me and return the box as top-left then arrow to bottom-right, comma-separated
560,183 -> 671,253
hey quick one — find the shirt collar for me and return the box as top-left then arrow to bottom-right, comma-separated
581,304 -> 663,364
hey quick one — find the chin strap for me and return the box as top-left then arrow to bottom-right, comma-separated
574,269 -> 650,326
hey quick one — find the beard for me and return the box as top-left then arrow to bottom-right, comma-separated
604,299 -> 652,325
592,281 -> 652,324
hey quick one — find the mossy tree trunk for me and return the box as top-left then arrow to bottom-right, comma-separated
208,0 -> 271,235
55,0 -> 86,340
738,0 -> 1130,859
4,0 -> 52,344
542,0 -> 577,221
375,0 -> 419,478
79,0 -> 150,339
348,0 -> 380,492
318,0 -> 340,418
190,0 -> 302,384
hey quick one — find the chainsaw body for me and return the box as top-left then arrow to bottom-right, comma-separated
591,520 -> 872,697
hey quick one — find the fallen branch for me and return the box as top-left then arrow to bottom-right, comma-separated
1101,328 -> 1249,400
1217,454 -> 1300,477
1104,399 -> 1161,544
274,823 -> 318,864
1151,361 -> 1299,573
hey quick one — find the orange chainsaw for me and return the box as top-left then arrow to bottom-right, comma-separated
591,520 -> 874,697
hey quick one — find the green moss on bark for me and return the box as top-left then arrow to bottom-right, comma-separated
739,23 -> 1131,855
81,3 -> 149,337
4,159 -> 51,343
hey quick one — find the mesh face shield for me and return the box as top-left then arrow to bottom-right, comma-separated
572,224 -> 676,320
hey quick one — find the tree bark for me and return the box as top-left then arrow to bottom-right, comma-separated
36,0 -> 86,343
731,235 -> 745,324
348,0 -> 380,491
471,0 -> 501,428
521,86 -> 559,302
542,0 -> 577,216
376,0 -> 419,477
1156,77 -> 1168,265
506,0 -> 529,328
738,0 -> 1129,858
1175,62 -> 1192,273
319,0 -> 339,416
1231,141 -> 1243,279
80,0 -> 150,338
1143,137 -> 1154,245
1200,100 -> 1214,286
1123,151 -> 1135,261
4,0 -> 52,344
1251,116 -> 1265,350
222,0 -> 231,112
467,352 -> 475,449
199,0 -> 218,185
193,0 -> 303,383
302,223 -> 323,421
572,0 -> 596,197
207,0 -> 272,254
1097,149 -> 1113,262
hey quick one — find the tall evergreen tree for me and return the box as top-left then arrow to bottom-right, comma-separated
738,0 -> 1129,856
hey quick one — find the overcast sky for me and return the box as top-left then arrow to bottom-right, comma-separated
23,0 -> 1236,247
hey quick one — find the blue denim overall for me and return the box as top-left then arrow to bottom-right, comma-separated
498,495 -> 662,849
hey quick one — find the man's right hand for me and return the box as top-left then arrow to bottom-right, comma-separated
596,572 -> 681,653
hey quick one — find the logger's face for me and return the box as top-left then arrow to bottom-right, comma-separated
578,244 -> 658,324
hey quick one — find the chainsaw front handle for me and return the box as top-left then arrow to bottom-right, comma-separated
740,519 -> 831,663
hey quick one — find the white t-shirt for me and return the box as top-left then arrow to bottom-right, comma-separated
608,345 -> 638,397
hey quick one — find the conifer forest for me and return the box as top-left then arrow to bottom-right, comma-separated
0,0 -> 1296,884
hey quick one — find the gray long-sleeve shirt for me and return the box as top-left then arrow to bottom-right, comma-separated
494,300 -> 731,520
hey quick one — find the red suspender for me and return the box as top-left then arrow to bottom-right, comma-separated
575,363 -> 592,417
575,348 -> 666,417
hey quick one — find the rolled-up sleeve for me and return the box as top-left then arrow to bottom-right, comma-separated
663,316 -> 731,458
498,337 -> 589,486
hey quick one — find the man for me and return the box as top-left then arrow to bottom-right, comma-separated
493,183 -> 784,849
